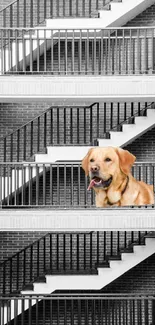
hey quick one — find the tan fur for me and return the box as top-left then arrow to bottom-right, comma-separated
82,147 -> 154,207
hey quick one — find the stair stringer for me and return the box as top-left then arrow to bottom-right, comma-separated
3,237 -> 155,323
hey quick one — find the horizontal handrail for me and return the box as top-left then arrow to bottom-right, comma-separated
1,26 -> 155,30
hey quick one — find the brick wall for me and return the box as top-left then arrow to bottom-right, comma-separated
0,231 -> 47,263
125,4 -> 155,27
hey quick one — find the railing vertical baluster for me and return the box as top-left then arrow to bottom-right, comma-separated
108,29 -> 111,73
57,164 -> 60,205
30,0 -> 33,27
3,9 -> 6,28
10,259 -> 12,293
76,0 -> 78,16
64,164 -> 66,205
97,103 -> 99,139
84,233 -> 86,270
22,30 -> 26,71
57,234 -> 59,270
117,103 -> 120,125
90,232 -> 92,269
104,103 -> 106,133
30,245 -> 33,282
70,164 -> 73,205
63,0 -> 65,17
78,300 -> 81,325
63,234 -> 66,271
90,103 -> 92,144
144,28 -> 147,73
122,29 -> 125,73
17,0 -> 19,28
110,231 -> 113,256
58,30 -> 60,73
57,0 -> 59,17
7,164 -> 10,206
44,236 -> 46,272
10,134 -> 13,162
44,0 -> 46,20
37,241 -> 39,277
70,233 -> 72,270
37,0 -> 40,25
115,30 -> 118,73
28,163 -> 31,205
86,30 -> 89,74
51,30 -> 53,73
43,164 -> 46,205
77,233 -> 79,271
85,300 -> 88,324
97,231 -> 99,265
78,30 -> 82,74
101,29 -> 103,74
3,263 -> 6,294
1,30 -> 4,74
36,299 -> 38,325
64,107 -> 66,144
77,107 -> 79,144
104,231 -> 106,260
43,299 -> 46,324
23,250 -> 26,286
124,102 -> 127,120
50,109 -> 53,145
24,0 -> 26,27
30,121 -> 33,157
17,253 -> 19,291
151,29 -> 154,73
137,29 -> 140,73
72,30 -> 75,74
83,0 -> 85,17
21,297 -> 25,325
29,298 -> 32,325
50,164 -> 53,205
50,0 -> 53,17
50,233 -> 52,270
131,102 -> 134,116
117,231 -> 120,254
57,108 -> 59,144
30,30 -> 33,72
89,0 -> 91,17
57,300 -> 59,325
24,125 -> 26,161
144,299 -> 148,325
36,164 -> 39,205
84,107 -> 86,144
124,231 -> 127,248
37,117 -> 40,152
110,103 -> 113,129
70,107 -> 73,144
14,165 -> 17,206
37,30 -> 40,72
44,112 -> 47,147
44,29 -> 47,72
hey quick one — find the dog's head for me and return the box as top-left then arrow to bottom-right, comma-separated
82,147 -> 136,190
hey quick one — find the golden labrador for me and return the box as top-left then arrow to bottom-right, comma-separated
82,147 -> 154,207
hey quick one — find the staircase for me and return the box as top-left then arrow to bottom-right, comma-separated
2,232 -> 155,322
35,104 -> 155,162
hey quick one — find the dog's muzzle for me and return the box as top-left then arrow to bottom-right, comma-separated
88,176 -> 113,190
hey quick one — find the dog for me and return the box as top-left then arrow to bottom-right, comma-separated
82,147 -> 154,207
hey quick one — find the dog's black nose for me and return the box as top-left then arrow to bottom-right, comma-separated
91,166 -> 99,173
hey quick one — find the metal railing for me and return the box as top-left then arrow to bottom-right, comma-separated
0,102 -> 152,162
0,162 -> 154,207
0,26 -> 155,75
0,294 -> 155,325
0,0 -> 110,29
0,231 -> 148,294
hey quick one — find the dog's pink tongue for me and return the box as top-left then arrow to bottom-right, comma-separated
87,179 -> 95,190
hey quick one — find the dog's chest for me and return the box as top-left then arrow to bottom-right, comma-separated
95,188 -> 121,207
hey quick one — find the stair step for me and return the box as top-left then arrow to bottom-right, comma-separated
144,232 -> 155,238
106,255 -> 121,261
95,262 -> 109,268
34,276 -> 46,283
119,248 -> 133,253
46,269 -> 98,275
22,284 -> 34,291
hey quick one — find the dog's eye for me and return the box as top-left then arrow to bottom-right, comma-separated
105,157 -> 111,162
90,158 -> 94,162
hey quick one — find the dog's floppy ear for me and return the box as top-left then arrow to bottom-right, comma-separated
115,147 -> 136,175
81,148 -> 94,176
